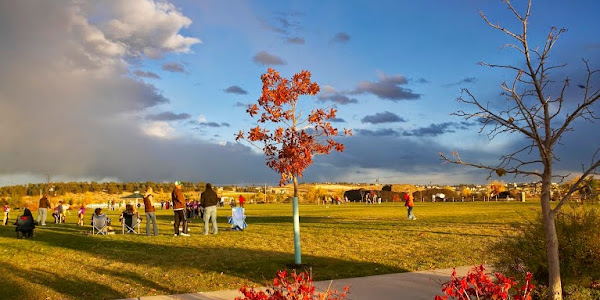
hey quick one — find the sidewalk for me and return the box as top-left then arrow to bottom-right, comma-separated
123,266 -> 474,300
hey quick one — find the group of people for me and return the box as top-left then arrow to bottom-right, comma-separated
170,181 -> 219,236
364,193 -> 382,204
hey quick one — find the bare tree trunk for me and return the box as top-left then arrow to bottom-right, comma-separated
541,171 -> 562,299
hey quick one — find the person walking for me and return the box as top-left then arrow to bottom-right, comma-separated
37,193 -> 51,226
143,187 -> 159,236
171,181 -> 189,236
404,190 -> 416,220
200,183 -> 219,235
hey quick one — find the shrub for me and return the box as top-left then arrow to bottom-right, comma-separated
492,205 -> 600,294
435,265 -> 534,300
236,269 -> 349,300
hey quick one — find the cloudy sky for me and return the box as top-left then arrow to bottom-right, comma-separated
1,0 -> 599,186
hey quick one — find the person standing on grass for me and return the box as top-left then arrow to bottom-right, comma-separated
57,201 -> 65,223
171,181 -> 189,237
3,204 -> 10,225
37,193 -> 51,226
143,187 -> 159,236
238,195 -> 245,208
201,183 -> 219,235
404,190 -> 416,220
77,205 -> 86,226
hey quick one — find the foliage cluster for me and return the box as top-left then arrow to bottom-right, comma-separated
236,269 -> 348,300
492,205 -> 600,298
435,265 -> 534,300
0,181 -> 207,198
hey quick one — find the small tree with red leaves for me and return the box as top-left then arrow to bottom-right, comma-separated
236,68 -> 351,264
236,269 -> 349,300
435,265 -> 535,300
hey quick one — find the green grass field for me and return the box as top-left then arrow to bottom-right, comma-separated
0,201 -> 544,299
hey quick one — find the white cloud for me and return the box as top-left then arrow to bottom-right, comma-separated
142,121 -> 177,139
99,0 -> 201,58
197,114 -> 208,122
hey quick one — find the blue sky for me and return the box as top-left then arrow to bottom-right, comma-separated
0,0 -> 599,186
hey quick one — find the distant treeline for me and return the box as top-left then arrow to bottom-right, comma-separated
0,181 -> 262,198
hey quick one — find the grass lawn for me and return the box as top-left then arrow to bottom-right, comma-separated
0,201 -> 544,299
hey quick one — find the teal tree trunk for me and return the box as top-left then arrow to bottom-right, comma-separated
293,176 -> 301,264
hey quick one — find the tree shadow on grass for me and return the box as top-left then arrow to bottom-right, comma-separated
0,261 -> 126,300
28,229 -> 407,299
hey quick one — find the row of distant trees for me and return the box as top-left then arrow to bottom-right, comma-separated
0,181 -> 282,199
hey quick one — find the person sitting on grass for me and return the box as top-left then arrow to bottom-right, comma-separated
120,204 -> 136,228
15,208 -> 35,238
91,207 -> 114,233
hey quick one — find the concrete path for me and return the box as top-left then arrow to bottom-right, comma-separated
122,266 -> 475,300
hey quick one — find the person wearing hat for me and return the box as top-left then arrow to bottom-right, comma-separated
144,187 -> 159,236
171,181 -> 189,236
200,183 -> 219,235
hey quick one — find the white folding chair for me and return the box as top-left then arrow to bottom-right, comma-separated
228,207 -> 247,230
92,213 -> 109,235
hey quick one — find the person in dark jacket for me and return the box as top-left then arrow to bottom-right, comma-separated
171,181 -> 189,236
37,193 -> 51,226
15,208 -> 35,238
200,183 -> 219,235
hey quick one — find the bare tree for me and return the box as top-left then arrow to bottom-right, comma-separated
439,1 -> 600,299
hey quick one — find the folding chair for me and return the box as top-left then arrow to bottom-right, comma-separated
228,207 -> 247,231
92,213 -> 109,235
121,212 -> 142,234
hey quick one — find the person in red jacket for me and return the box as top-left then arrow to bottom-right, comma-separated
404,190 -> 416,220
238,195 -> 245,208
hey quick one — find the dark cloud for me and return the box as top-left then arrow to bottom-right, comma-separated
287,37 -> 305,44
133,70 -> 161,79
146,112 -> 191,121
224,85 -> 248,95
354,73 -> 420,101
234,102 -> 247,107
330,117 -> 346,123
444,77 -> 477,87
330,32 -> 350,44
361,111 -> 406,124
416,78 -> 429,84
260,12 -> 303,36
318,93 -> 359,105
253,51 -> 286,65
162,62 -> 186,73
585,44 -> 600,50
190,120 -> 230,128
402,122 -> 471,137
356,128 -> 400,137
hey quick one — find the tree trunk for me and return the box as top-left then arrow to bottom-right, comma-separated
292,176 -> 301,264
541,172 -> 562,300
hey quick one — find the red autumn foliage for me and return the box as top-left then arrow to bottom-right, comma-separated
236,68 -> 352,186
235,269 -> 349,300
435,265 -> 535,300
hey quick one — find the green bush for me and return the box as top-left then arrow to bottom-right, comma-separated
563,284 -> 600,300
492,205 -> 600,296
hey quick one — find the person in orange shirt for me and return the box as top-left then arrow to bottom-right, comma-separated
404,190 -> 416,220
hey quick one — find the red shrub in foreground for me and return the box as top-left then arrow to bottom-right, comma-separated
435,265 -> 534,300
236,269 -> 349,300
